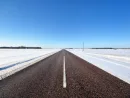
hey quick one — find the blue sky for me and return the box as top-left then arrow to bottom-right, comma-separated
0,0 -> 130,48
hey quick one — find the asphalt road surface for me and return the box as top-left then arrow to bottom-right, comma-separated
0,50 -> 130,98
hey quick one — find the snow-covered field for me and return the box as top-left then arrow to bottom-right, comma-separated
0,49 -> 60,80
83,49 -> 130,63
67,49 -> 130,84
73,49 -> 130,57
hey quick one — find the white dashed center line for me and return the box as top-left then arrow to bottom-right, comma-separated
63,56 -> 67,88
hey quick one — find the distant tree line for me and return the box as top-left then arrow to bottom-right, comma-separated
0,46 -> 42,49
90,48 -> 115,49
90,48 -> 130,49
64,48 -> 130,49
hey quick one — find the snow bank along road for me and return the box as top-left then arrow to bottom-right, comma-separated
0,50 -> 130,98
0,49 -> 60,80
68,49 -> 130,84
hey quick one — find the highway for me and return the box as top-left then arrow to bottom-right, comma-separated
0,50 -> 130,98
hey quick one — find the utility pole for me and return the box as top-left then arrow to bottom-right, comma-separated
83,42 -> 84,51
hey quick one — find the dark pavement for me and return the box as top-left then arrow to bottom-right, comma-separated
0,50 -> 130,98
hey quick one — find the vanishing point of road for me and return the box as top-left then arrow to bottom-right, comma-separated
0,50 -> 130,98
